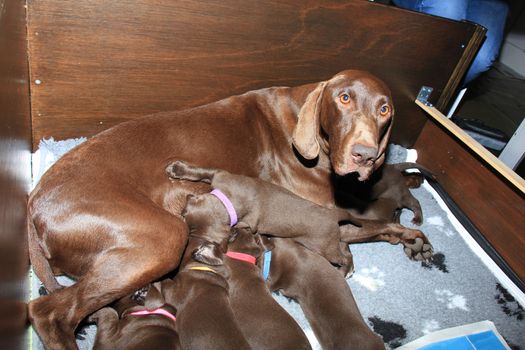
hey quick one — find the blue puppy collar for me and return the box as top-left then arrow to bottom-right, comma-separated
262,250 -> 272,281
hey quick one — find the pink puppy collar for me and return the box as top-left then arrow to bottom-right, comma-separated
226,251 -> 256,265
210,189 -> 238,227
128,308 -> 176,322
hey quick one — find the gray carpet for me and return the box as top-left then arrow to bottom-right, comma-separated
30,140 -> 525,350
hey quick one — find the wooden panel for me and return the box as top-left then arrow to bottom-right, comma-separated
415,121 -> 525,282
27,0 -> 480,148
0,0 -> 32,346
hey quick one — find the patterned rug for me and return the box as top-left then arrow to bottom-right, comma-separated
29,140 -> 525,349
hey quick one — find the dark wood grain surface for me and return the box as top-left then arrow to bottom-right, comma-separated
415,121 -> 525,283
0,0 -> 32,345
27,0 -> 479,148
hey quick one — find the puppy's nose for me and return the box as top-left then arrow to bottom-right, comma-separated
351,143 -> 377,165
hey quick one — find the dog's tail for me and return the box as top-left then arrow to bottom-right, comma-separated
27,213 -> 63,293
392,162 -> 436,181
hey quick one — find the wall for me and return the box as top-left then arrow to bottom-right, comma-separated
500,7 -> 525,77
0,0 -> 32,347
26,0 -> 481,148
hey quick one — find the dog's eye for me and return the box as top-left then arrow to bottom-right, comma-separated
379,105 -> 390,116
340,94 -> 350,104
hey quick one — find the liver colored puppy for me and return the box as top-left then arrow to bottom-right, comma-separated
162,242 -> 251,350
28,70 -> 426,349
261,236 -> 385,350
89,282 -> 180,350
225,226 -> 312,350
345,162 -> 435,224
167,160 -> 355,276
162,189 -> 251,350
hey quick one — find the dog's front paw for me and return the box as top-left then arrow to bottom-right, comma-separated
403,237 -> 433,262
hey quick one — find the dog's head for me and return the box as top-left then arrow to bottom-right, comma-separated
182,194 -> 230,230
228,225 -> 263,258
182,194 -> 233,252
292,70 -> 394,181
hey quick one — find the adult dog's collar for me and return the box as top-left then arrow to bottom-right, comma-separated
210,189 -> 238,227
128,308 -> 176,322
225,251 -> 256,265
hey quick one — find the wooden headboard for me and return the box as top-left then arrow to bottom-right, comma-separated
27,0 -> 482,148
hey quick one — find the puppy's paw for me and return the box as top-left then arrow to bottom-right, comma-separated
338,262 -> 355,279
166,160 -> 190,180
411,214 -> 423,226
131,285 -> 150,304
166,160 -> 214,183
403,237 -> 433,262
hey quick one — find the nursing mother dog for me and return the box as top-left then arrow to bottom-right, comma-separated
29,70 -> 406,349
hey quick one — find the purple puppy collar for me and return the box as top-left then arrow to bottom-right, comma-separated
210,189 -> 238,227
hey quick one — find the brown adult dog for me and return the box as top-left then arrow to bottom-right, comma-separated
261,236 -> 385,350
28,70 -> 426,349
166,160 -> 355,276
88,283 -> 180,350
346,162 -> 435,224
225,227 -> 312,350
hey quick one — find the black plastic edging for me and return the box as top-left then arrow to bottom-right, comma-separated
426,179 -> 525,294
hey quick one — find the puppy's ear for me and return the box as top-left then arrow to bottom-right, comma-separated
192,242 -> 224,266
144,282 -> 165,310
292,82 -> 327,160
229,222 -> 253,242
229,228 -> 239,243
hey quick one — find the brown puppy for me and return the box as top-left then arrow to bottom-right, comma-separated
89,283 -> 180,350
162,242 -> 251,350
28,70 -> 419,349
346,162 -> 435,224
162,191 -> 251,350
261,236 -> 385,350
225,227 -> 312,350
166,160 -> 355,276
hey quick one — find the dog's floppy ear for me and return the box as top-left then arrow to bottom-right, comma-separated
144,282 -> 165,310
292,81 -> 327,160
373,115 -> 394,171
192,242 -> 224,266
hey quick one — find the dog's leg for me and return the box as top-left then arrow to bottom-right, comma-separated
403,195 -> 423,225
166,160 -> 218,183
28,211 -> 188,350
340,222 -> 432,261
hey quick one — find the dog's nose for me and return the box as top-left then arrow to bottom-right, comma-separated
351,143 -> 377,165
